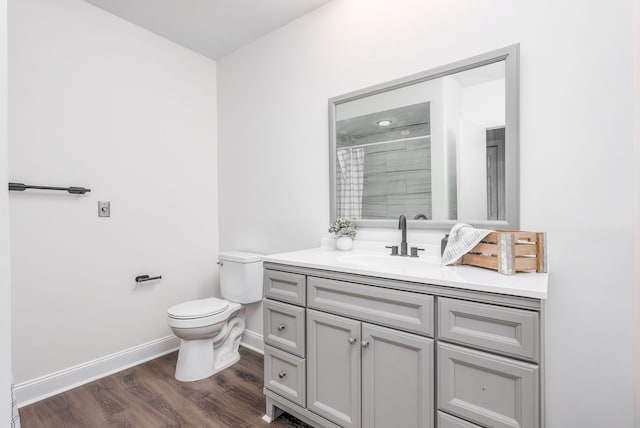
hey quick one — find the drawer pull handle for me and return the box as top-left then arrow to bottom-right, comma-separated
278,371 -> 286,379
277,324 -> 286,331
348,337 -> 357,344
361,340 -> 370,348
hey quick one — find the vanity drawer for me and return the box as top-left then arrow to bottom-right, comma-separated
438,412 -> 482,428
438,342 -> 539,428
307,276 -> 434,336
264,345 -> 306,407
438,297 -> 539,361
264,269 -> 306,306
263,299 -> 306,357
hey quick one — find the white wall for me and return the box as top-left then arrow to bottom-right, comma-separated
457,119 -> 487,219
0,0 -> 11,422
457,78 -> 506,219
9,0 -> 218,388
634,0 -> 640,424
461,79 -> 506,129
442,76 -> 463,220
218,1 -> 636,427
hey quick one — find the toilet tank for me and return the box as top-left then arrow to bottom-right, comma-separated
218,251 -> 263,304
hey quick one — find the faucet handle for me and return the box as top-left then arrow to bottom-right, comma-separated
410,247 -> 425,258
385,245 -> 399,256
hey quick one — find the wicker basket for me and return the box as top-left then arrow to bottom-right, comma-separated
460,230 -> 547,275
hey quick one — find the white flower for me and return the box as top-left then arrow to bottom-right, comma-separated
328,218 -> 357,238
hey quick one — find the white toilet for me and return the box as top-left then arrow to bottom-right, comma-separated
167,251 -> 263,382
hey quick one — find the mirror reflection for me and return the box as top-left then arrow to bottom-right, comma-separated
335,60 -> 506,222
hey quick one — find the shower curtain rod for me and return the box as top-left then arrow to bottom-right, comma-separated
8,182 -> 91,194
339,134 -> 430,150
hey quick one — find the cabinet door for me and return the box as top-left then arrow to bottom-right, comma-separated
264,269 -> 306,305
361,324 -> 434,428
307,276 -> 434,336
263,299 -> 306,357
438,412 -> 483,428
438,297 -> 539,361
438,342 -> 539,428
263,345 -> 306,407
307,309 -> 361,428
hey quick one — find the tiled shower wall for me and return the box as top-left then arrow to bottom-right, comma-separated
362,137 -> 431,219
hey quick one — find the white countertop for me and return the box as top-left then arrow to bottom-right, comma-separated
263,247 -> 548,299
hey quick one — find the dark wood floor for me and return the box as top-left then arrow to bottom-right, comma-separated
20,347 -> 309,428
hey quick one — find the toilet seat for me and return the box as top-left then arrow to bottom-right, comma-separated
168,297 -> 229,320
168,301 -> 242,329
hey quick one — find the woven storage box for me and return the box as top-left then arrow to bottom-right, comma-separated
460,230 -> 547,275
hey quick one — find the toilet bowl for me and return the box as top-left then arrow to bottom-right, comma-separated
167,251 -> 262,381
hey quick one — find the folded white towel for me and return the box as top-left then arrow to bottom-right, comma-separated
441,223 -> 493,266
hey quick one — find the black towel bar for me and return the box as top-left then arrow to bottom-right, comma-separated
135,275 -> 162,283
9,182 -> 91,194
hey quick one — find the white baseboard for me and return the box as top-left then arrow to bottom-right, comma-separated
16,330 -> 265,407
240,329 -> 264,354
15,335 -> 180,407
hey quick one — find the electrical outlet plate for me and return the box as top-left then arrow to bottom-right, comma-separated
98,201 -> 110,217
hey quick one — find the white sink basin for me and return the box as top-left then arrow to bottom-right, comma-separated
337,254 -> 441,271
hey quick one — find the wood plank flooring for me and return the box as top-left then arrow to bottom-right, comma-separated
19,347 -> 309,428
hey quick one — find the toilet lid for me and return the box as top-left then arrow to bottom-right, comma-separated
168,298 -> 229,319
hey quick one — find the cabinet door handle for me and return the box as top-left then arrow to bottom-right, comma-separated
277,324 -> 286,331
361,340 -> 370,348
278,371 -> 286,379
348,337 -> 357,344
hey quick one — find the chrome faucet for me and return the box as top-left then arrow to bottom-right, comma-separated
398,215 -> 408,256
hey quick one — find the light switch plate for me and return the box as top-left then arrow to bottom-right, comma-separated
98,201 -> 110,217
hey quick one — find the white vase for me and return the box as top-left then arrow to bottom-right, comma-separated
336,236 -> 353,251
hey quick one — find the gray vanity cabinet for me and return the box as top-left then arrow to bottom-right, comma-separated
438,412 -> 483,428
438,297 -> 539,361
262,264 -> 544,428
263,270 -> 309,417
361,323 -> 433,428
307,308 -> 434,428
307,309 -> 361,428
264,269 -> 306,306
263,299 -> 305,357
438,342 -> 539,428
264,345 -> 306,407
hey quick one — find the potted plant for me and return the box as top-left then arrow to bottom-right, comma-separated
328,218 -> 357,251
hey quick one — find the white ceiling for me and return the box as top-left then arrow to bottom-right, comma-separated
83,0 -> 332,60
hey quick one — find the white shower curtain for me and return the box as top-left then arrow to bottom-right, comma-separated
336,147 -> 365,219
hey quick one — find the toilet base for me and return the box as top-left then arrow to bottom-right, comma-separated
173,308 -> 246,382
175,340 -> 241,381
175,338 -> 216,382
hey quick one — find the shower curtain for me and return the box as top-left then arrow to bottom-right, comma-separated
336,147 -> 364,219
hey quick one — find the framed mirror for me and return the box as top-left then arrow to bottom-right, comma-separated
329,45 -> 519,230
